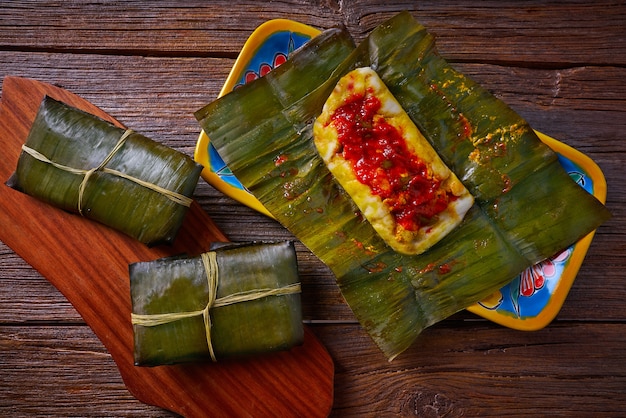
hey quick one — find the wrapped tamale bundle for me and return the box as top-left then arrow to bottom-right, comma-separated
8,96 -> 202,246
196,14 -> 610,360
130,241 -> 303,366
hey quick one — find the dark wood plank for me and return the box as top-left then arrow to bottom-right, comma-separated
0,0 -> 342,55
382,1 -> 626,66
330,325 -> 626,417
323,322 -> 626,417
2,322 -> 625,417
1,1 -> 624,66
0,325 -> 177,417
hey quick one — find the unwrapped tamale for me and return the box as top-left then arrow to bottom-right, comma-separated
314,67 -> 474,255
130,241 -> 303,366
8,96 -> 202,246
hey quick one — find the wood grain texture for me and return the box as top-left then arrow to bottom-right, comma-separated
1,1 -> 625,417
1,1 -> 624,65
2,322 -> 624,417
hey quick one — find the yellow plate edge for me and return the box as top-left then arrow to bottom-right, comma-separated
194,20 -> 321,219
466,131 -> 608,330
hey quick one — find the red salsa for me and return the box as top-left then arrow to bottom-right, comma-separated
328,92 -> 455,231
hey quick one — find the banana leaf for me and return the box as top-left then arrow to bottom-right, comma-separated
130,241 -> 303,366
8,96 -> 202,246
359,12 -> 610,264
196,14 -> 610,360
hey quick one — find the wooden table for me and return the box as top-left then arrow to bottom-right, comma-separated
1,2 -> 624,416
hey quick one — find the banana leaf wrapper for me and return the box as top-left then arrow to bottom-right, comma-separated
196,14 -> 610,360
359,12 -> 611,264
130,241 -> 303,366
8,96 -> 202,246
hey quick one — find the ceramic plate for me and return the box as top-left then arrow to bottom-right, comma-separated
194,19 -> 607,331
195,19 -> 320,218
467,132 -> 607,329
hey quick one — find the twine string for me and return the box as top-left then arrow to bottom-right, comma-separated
131,251 -> 301,362
201,251 -> 219,361
20,128 -> 193,215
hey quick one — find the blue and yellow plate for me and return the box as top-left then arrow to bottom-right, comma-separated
194,20 -> 607,331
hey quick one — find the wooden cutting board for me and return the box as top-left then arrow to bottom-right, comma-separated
0,76 -> 334,417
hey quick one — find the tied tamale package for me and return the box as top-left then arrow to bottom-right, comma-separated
8,96 -> 202,246
130,241 -> 304,366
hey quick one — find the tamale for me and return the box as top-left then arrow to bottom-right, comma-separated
196,14 -> 610,360
314,67 -> 474,255
8,96 -> 202,246
130,241 -> 303,366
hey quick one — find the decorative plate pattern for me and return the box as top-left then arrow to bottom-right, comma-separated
195,20 -> 320,217
467,132 -> 607,330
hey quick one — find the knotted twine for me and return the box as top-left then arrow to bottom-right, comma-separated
20,129 -> 192,215
130,251 -> 301,361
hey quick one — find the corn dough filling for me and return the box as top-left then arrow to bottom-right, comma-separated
314,67 -> 474,255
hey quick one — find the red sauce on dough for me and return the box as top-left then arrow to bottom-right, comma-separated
329,92 -> 455,231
